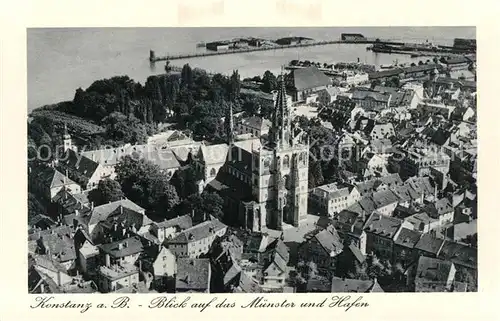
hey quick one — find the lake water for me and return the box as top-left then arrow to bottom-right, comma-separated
27,27 -> 475,111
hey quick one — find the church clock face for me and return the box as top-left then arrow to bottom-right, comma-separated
262,157 -> 271,169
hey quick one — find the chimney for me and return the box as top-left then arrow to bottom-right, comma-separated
114,223 -> 118,231
40,283 -> 45,293
122,228 -> 126,236
105,254 -> 110,267
120,206 -> 123,214
75,209 -> 79,217
57,271 -> 62,286
91,202 -> 94,210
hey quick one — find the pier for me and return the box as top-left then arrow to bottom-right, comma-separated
149,38 -> 404,62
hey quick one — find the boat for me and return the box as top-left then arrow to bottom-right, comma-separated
379,64 -> 395,69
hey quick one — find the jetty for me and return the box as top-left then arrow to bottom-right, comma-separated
149,38 -> 403,62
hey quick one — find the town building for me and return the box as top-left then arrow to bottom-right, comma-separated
414,256 -> 456,292
286,66 -> 333,102
309,183 -> 353,217
330,277 -> 384,293
298,226 -> 343,278
175,258 -> 211,293
98,263 -> 140,293
364,213 -> 403,259
236,116 -> 272,137
30,167 -> 81,201
398,146 -> 451,179
166,218 -> 228,258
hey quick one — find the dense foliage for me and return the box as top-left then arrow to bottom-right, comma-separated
28,192 -> 47,221
88,178 -> 125,206
115,155 -> 179,218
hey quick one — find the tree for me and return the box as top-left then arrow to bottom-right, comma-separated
229,70 -> 241,101
334,245 -> 369,280
242,98 -> 260,116
182,191 -> 224,222
309,161 -> 324,188
28,192 -> 47,221
261,70 -> 277,93
88,178 -> 125,206
386,77 -> 400,88
170,166 -> 199,198
181,64 -> 193,87
102,112 -> 148,146
115,155 -> 180,217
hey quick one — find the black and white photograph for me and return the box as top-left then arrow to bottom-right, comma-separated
26,27 -> 477,294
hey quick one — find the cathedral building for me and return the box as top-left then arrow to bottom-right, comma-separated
203,71 -> 310,232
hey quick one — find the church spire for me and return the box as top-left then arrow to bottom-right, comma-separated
268,66 -> 292,149
63,122 -> 71,139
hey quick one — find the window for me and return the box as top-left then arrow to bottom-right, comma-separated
283,155 -> 290,168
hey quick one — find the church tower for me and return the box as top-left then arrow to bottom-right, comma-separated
251,68 -> 309,231
63,123 -> 74,152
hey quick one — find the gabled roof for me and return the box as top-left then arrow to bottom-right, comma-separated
98,236 -> 144,258
368,68 -> 404,79
394,228 -> 422,248
40,233 -> 77,262
60,149 -> 100,180
223,264 -> 242,286
289,66 -> 332,91
437,240 -> 477,269
405,176 -> 434,196
240,116 -> 271,131
390,185 -> 415,202
198,144 -> 229,164
154,214 -> 193,230
89,199 -> 145,226
101,206 -> 153,231
168,219 -> 227,244
29,268 -> 61,293
234,271 -> 261,293
29,214 -> 56,229
131,149 -> 181,170
364,213 -> 402,239
313,227 -> 343,256
29,225 -> 73,242
331,277 -> 384,293
415,234 -> 445,255
353,173 -> 403,196
372,190 -> 400,209
416,256 -> 454,283
370,123 -> 395,138
34,167 -> 79,189
31,254 -> 68,274
348,244 -> 366,263
352,90 -> 391,104
176,258 -> 211,291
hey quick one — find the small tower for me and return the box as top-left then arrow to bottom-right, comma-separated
63,123 -> 73,152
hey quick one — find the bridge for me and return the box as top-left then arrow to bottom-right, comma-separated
149,38 -> 404,62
